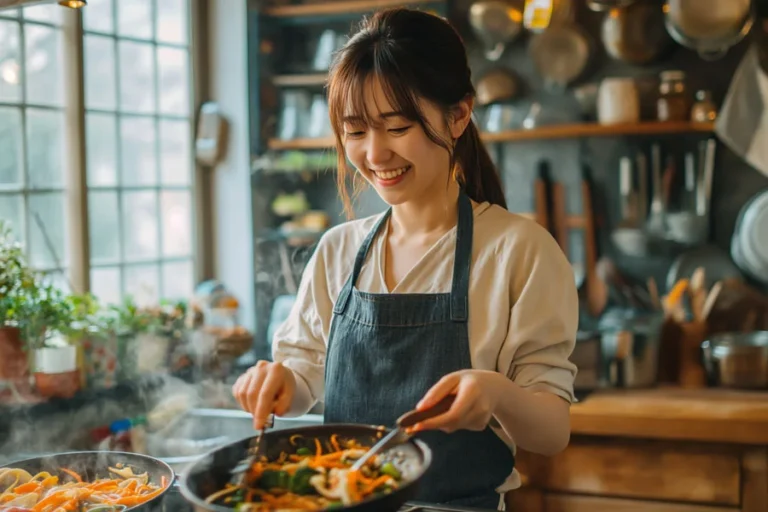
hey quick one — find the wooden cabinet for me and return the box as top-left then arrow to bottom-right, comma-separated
507,389 -> 768,512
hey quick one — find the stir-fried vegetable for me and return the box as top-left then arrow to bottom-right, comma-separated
207,434 -> 404,511
0,464 -> 166,511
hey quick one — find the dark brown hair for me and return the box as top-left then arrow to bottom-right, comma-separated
327,8 -> 507,218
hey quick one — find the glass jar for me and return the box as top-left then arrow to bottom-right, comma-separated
656,70 -> 689,122
690,90 -> 718,123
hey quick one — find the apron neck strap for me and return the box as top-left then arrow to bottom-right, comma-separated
450,190 -> 473,322
334,190 -> 474,321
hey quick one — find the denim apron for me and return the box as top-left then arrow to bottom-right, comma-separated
324,191 -> 515,510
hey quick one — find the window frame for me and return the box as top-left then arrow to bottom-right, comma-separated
0,1 -> 211,300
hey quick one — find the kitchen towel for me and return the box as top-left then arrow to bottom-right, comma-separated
715,45 -> 768,177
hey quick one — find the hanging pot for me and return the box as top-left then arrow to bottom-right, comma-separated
664,0 -> 753,61
468,0 -> 524,61
601,1 -> 673,65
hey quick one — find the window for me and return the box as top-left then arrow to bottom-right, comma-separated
0,6 -> 68,286
0,0 -> 197,306
83,0 -> 196,306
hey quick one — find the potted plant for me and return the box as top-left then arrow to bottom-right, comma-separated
104,296 -> 160,380
64,293 -> 118,390
0,221 -> 36,380
13,279 -> 83,399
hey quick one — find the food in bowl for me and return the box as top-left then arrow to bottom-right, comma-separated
0,464 -> 166,510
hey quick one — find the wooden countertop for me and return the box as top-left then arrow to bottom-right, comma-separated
570,387 -> 768,445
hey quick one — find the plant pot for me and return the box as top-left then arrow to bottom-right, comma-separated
0,326 -> 29,379
33,345 -> 81,399
80,334 -> 118,390
33,370 -> 80,399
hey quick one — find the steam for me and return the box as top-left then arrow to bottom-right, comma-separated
0,374 -> 242,467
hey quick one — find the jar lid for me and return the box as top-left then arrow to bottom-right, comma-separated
660,70 -> 685,81
110,418 -> 132,433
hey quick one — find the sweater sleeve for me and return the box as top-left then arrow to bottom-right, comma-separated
496,223 -> 579,403
271,240 -> 333,416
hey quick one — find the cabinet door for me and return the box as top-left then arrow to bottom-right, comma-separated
543,494 -> 738,512
518,438 -> 741,506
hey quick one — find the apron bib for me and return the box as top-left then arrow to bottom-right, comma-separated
324,191 -> 514,509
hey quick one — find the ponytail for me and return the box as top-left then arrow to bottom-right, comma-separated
454,120 -> 507,210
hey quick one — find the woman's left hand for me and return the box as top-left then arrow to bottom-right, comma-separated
411,370 -> 505,433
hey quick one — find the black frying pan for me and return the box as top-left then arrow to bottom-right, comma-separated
0,451 -> 175,511
178,424 -> 433,512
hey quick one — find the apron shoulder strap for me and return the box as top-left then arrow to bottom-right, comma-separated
334,209 -> 392,315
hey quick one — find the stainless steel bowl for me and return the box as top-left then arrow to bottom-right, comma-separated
701,332 -> 768,389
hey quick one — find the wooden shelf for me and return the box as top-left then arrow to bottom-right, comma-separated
266,121 -> 715,151
272,73 -> 328,87
481,121 -> 715,143
262,0 -> 444,18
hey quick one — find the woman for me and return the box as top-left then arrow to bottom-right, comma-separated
233,7 -> 578,510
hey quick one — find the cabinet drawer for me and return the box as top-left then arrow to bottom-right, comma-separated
519,438 -> 741,506
544,494 -> 739,512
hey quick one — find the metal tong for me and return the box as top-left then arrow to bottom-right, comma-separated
231,413 -> 275,485
350,395 -> 456,472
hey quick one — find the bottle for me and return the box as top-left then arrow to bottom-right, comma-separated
690,90 -> 717,123
109,418 -> 133,452
130,416 -> 148,454
523,0 -> 554,32
656,70 -> 689,122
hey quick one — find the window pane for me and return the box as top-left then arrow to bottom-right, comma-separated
40,270 -> 69,294
118,41 -> 155,113
159,119 -> 190,185
26,108 -> 64,189
86,113 -> 118,186
91,266 -> 122,305
0,194 -> 24,244
89,191 -> 120,263
83,0 -> 114,34
162,259 -> 193,300
120,117 -> 157,186
84,34 -> 116,110
122,191 -> 158,260
28,192 -> 66,268
125,264 -> 159,306
157,47 -> 189,116
161,190 -> 191,257
0,20 -> 21,102
22,4 -> 61,24
0,107 -> 23,187
156,0 -> 188,45
24,24 -> 62,106
117,0 -> 152,40
0,9 -> 18,18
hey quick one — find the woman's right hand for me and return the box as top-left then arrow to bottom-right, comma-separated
232,360 -> 296,429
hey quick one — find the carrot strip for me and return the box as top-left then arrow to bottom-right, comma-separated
59,468 -> 82,483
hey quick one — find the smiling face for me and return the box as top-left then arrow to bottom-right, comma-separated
340,76 -> 467,207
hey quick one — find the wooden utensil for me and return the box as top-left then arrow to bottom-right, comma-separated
581,174 -> 607,317
701,281 -> 723,321
689,267 -> 708,320
647,277 -> 661,311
